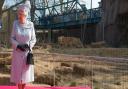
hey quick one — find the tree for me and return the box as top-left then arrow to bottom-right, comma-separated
0,0 -> 26,20
0,0 -> 5,19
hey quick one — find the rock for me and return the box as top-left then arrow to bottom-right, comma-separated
0,56 -> 12,65
55,66 -> 73,74
58,36 -> 83,48
61,62 -> 71,67
35,73 -> 60,86
0,73 -> 10,85
89,41 -> 107,48
0,65 -> 11,74
0,52 -> 11,58
73,64 -> 94,76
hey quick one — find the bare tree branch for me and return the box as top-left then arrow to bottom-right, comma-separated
2,0 -> 26,13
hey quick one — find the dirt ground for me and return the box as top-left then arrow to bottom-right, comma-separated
0,48 -> 128,89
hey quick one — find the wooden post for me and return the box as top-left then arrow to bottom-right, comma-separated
48,29 -> 52,43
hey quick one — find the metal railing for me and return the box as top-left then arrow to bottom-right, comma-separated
34,8 -> 101,29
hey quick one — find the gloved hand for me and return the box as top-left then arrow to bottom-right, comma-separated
23,44 -> 30,49
17,44 -> 29,51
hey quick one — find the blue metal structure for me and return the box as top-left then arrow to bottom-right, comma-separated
30,0 -> 102,29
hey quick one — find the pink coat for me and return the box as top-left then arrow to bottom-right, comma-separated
10,20 -> 36,84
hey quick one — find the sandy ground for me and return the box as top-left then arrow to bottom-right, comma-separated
0,48 -> 128,89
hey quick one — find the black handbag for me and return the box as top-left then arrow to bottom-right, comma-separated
26,41 -> 34,65
26,51 -> 34,65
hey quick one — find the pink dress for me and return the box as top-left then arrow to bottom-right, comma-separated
10,20 -> 36,84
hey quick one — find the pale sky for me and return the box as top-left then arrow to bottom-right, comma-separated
84,0 -> 101,9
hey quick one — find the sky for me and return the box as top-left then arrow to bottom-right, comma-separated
4,0 -> 101,9
84,0 -> 101,9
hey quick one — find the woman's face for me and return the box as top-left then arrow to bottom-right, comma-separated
18,10 -> 27,24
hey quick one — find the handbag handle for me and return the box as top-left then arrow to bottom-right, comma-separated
28,26 -> 32,53
29,37 -> 32,53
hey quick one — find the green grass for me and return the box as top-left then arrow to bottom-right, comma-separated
69,81 -> 77,86
49,48 -> 128,58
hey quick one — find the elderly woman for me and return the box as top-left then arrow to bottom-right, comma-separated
10,0 -> 36,89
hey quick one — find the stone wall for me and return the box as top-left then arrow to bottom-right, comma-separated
100,0 -> 128,47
